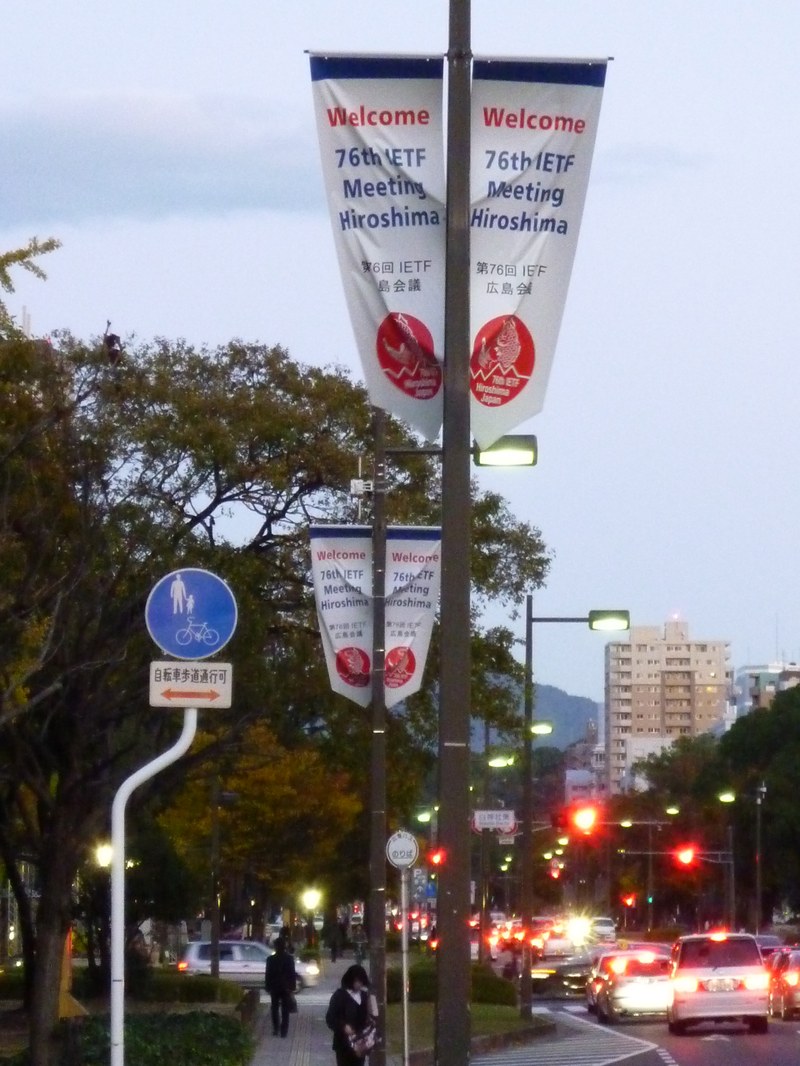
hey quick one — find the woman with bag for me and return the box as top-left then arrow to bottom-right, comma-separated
325,964 -> 378,1066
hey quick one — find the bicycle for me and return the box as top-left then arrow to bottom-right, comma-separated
175,619 -> 220,646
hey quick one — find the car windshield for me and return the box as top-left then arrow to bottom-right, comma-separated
679,938 -> 761,968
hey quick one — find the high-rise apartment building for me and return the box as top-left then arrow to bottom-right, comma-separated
603,620 -> 732,794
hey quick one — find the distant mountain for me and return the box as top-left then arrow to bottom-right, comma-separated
533,684 -> 599,750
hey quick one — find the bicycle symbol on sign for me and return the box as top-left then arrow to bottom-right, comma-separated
175,619 -> 220,647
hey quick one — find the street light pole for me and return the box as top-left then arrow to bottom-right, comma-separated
435,3 -> 472,1065
755,781 -> 766,934
519,594 -> 534,1017
369,408 -> 388,1066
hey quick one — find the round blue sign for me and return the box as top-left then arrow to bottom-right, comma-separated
145,568 -> 238,660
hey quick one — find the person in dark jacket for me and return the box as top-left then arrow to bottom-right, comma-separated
265,937 -> 297,1037
325,964 -> 375,1066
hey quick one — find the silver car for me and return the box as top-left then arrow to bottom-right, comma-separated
667,932 -> 769,1035
596,949 -> 671,1023
178,940 -> 320,988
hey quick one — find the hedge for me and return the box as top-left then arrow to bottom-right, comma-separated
387,959 -> 516,1006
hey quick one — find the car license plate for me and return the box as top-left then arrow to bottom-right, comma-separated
706,978 -> 738,992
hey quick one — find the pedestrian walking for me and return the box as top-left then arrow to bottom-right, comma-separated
325,964 -> 378,1066
265,936 -> 297,1038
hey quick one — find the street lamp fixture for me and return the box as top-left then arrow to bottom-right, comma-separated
718,790 -> 736,804
487,754 -> 515,768
587,610 -> 631,632
519,598 -> 629,1018
473,434 -> 538,467
665,805 -> 680,816
531,721 -> 554,737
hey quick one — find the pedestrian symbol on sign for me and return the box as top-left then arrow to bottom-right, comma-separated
146,568 -> 237,661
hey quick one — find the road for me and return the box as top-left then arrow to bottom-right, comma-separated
473,1000 -> 800,1066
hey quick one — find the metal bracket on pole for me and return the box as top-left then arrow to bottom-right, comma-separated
110,708 -> 198,1066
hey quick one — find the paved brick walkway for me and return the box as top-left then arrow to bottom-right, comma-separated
250,956 -> 360,1066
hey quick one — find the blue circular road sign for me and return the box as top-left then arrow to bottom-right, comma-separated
145,568 -> 238,661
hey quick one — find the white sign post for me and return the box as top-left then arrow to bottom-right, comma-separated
112,570 -> 237,1066
386,831 -> 419,1066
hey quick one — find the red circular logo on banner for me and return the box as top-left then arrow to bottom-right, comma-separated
470,315 -> 535,408
376,312 -> 442,401
335,647 -> 371,688
385,646 -> 416,689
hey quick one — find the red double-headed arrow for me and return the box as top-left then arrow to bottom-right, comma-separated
160,687 -> 221,702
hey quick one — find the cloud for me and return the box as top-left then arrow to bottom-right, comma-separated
593,143 -> 705,186
0,93 -> 326,227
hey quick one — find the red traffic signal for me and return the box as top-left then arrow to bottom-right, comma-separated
572,804 -> 600,834
674,844 -> 698,867
621,892 -> 637,908
428,847 -> 446,867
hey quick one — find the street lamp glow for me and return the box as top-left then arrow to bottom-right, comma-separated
301,888 -> 322,913
665,805 -> 680,816
474,434 -> 537,467
557,836 -> 569,847
718,791 -> 736,804
619,819 -> 633,829
531,721 -> 553,736
488,754 -> 515,768
95,843 -> 113,868
587,610 -> 631,632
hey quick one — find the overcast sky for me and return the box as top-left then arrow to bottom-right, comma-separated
3,1 -> 799,702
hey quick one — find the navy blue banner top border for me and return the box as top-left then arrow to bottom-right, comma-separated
310,526 -> 440,541
310,55 -> 443,82
473,58 -> 607,87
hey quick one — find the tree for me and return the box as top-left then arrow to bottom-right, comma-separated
0,331 -> 550,1065
0,238 -> 60,340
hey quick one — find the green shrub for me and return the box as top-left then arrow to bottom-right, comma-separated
137,972 -> 242,1003
386,959 -> 515,1006
471,963 -> 516,1006
0,969 -> 25,1000
6,1012 -> 253,1066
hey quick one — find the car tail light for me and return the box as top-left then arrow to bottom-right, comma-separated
744,972 -> 769,991
177,961 -> 188,972
785,971 -> 800,987
672,975 -> 699,994
610,958 -> 628,975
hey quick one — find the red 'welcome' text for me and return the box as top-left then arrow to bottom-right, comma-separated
482,107 -> 586,133
327,105 -> 431,127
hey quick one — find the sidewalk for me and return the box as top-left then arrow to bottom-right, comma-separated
250,954 -> 354,1066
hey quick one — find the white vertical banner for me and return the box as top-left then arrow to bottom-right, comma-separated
469,59 -> 607,448
310,55 -> 446,441
310,525 -> 441,708
384,527 -> 441,709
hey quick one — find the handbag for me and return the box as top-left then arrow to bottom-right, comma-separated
287,992 -> 298,1014
349,1023 -> 377,1058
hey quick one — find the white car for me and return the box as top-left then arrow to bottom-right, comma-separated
178,940 -> 320,988
667,932 -> 769,1035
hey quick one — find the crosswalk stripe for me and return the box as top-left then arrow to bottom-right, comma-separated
473,1012 -> 657,1066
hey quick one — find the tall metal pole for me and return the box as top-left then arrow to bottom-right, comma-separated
519,595 -> 534,1017
728,824 -> 736,929
435,1 -> 472,1064
370,407 -> 388,1066
210,776 -> 221,979
755,781 -> 766,934
646,822 -> 653,932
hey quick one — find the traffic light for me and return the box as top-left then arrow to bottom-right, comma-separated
621,892 -> 637,909
571,804 -> 600,834
428,847 -> 446,868
674,844 -> 698,867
